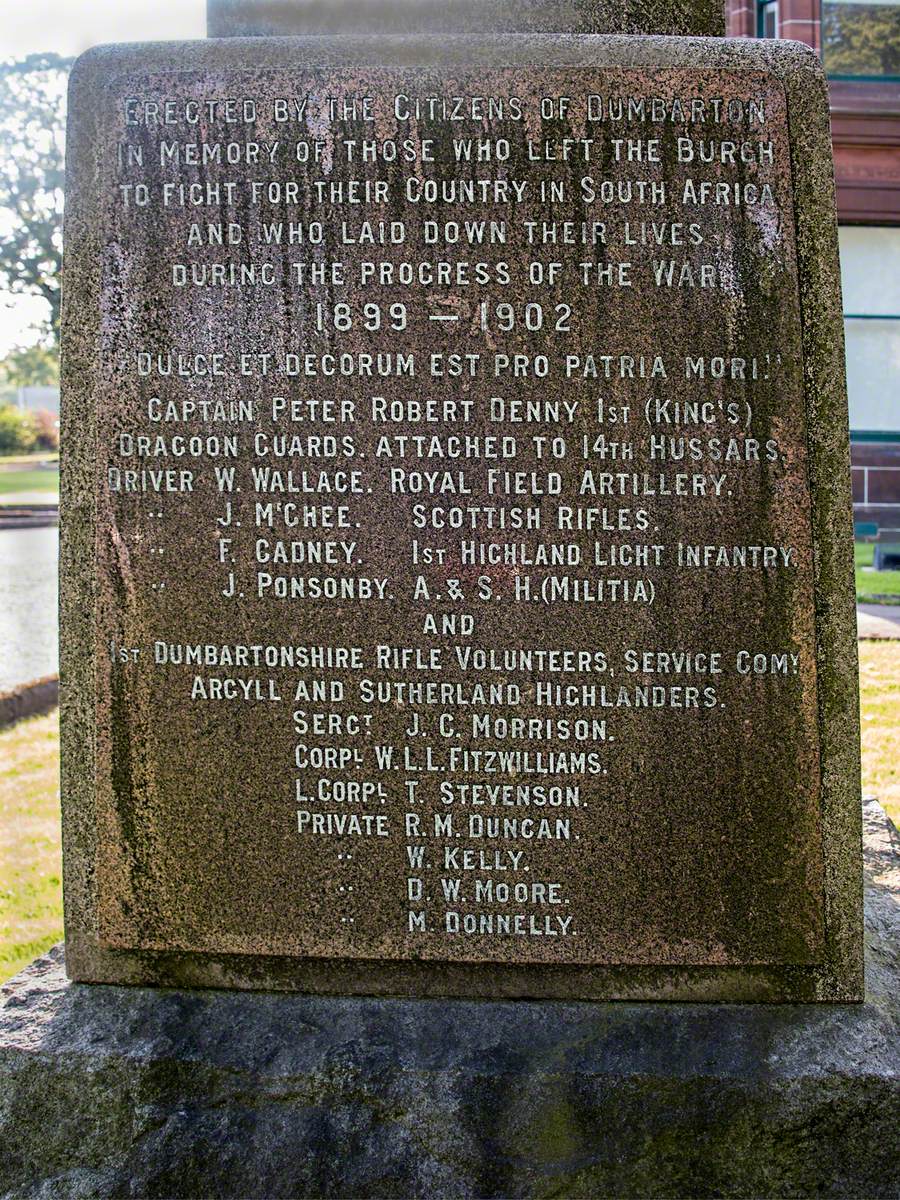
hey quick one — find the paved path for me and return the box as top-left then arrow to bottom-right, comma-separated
857,604 -> 900,640
0,491 -> 59,506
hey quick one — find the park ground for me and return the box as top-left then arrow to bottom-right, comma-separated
856,541 -> 900,604
1,640 -> 899,983
0,452 -> 59,497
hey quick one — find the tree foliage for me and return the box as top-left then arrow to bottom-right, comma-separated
0,342 -> 59,388
823,3 -> 900,77
0,405 -> 38,454
0,54 -> 71,345
0,399 -> 58,453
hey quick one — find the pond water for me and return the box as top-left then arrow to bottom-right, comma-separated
0,525 -> 59,691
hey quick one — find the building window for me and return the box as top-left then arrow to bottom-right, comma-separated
758,0 -> 779,36
841,228 -> 900,551
823,0 -> 900,78
839,227 -> 900,434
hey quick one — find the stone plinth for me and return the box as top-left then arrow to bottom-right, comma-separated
2,801 -> 897,1199
206,0 -> 727,38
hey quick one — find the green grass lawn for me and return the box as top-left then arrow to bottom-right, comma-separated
855,541 -> 900,603
1,643 -> 898,983
0,467 -> 59,496
859,642 -> 900,826
0,452 -> 59,466
0,710 -> 62,982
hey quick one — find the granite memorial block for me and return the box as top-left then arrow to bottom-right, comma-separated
60,32 -> 862,1001
206,0 -> 727,38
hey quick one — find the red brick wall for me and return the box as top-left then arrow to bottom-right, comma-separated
726,0 -> 755,36
725,0 -> 819,44
726,0 -> 900,225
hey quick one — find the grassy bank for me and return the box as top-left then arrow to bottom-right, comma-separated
0,467 -> 59,496
0,710 -> 62,981
856,541 -> 900,604
859,642 -> 900,823
0,453 -> 60,497
1,642 -> 898,983
0,453 -> 59,466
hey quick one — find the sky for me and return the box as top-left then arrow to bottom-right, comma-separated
1,0 -> 207,355
2,0 -> 206,59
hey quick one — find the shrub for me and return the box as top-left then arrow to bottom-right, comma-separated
32,408 -> 59,451
0,404 -> 38,454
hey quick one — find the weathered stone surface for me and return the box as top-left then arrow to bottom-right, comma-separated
61,34 -> 861,1000
207,0 -> 727,39
1,801 -> 897,1199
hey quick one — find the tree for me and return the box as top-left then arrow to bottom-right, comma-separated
0,405 -> 38,454
0,54 -> 71,345
0,342 -> 59,388
823,4 -> 900,77
31,406 -> 60,450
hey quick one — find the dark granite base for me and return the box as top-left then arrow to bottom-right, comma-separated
2,802 -> 898,1200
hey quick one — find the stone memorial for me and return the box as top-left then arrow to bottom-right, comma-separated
4,5 -> 899,1197
205,0 -> 726,37
58,12 -> 863,1004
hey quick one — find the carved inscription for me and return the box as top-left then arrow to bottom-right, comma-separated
95,69 -> 824,966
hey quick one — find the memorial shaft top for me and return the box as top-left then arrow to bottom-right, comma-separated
206,0 -> 726,39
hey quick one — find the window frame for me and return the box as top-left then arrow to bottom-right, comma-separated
757,0 -> 779,37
